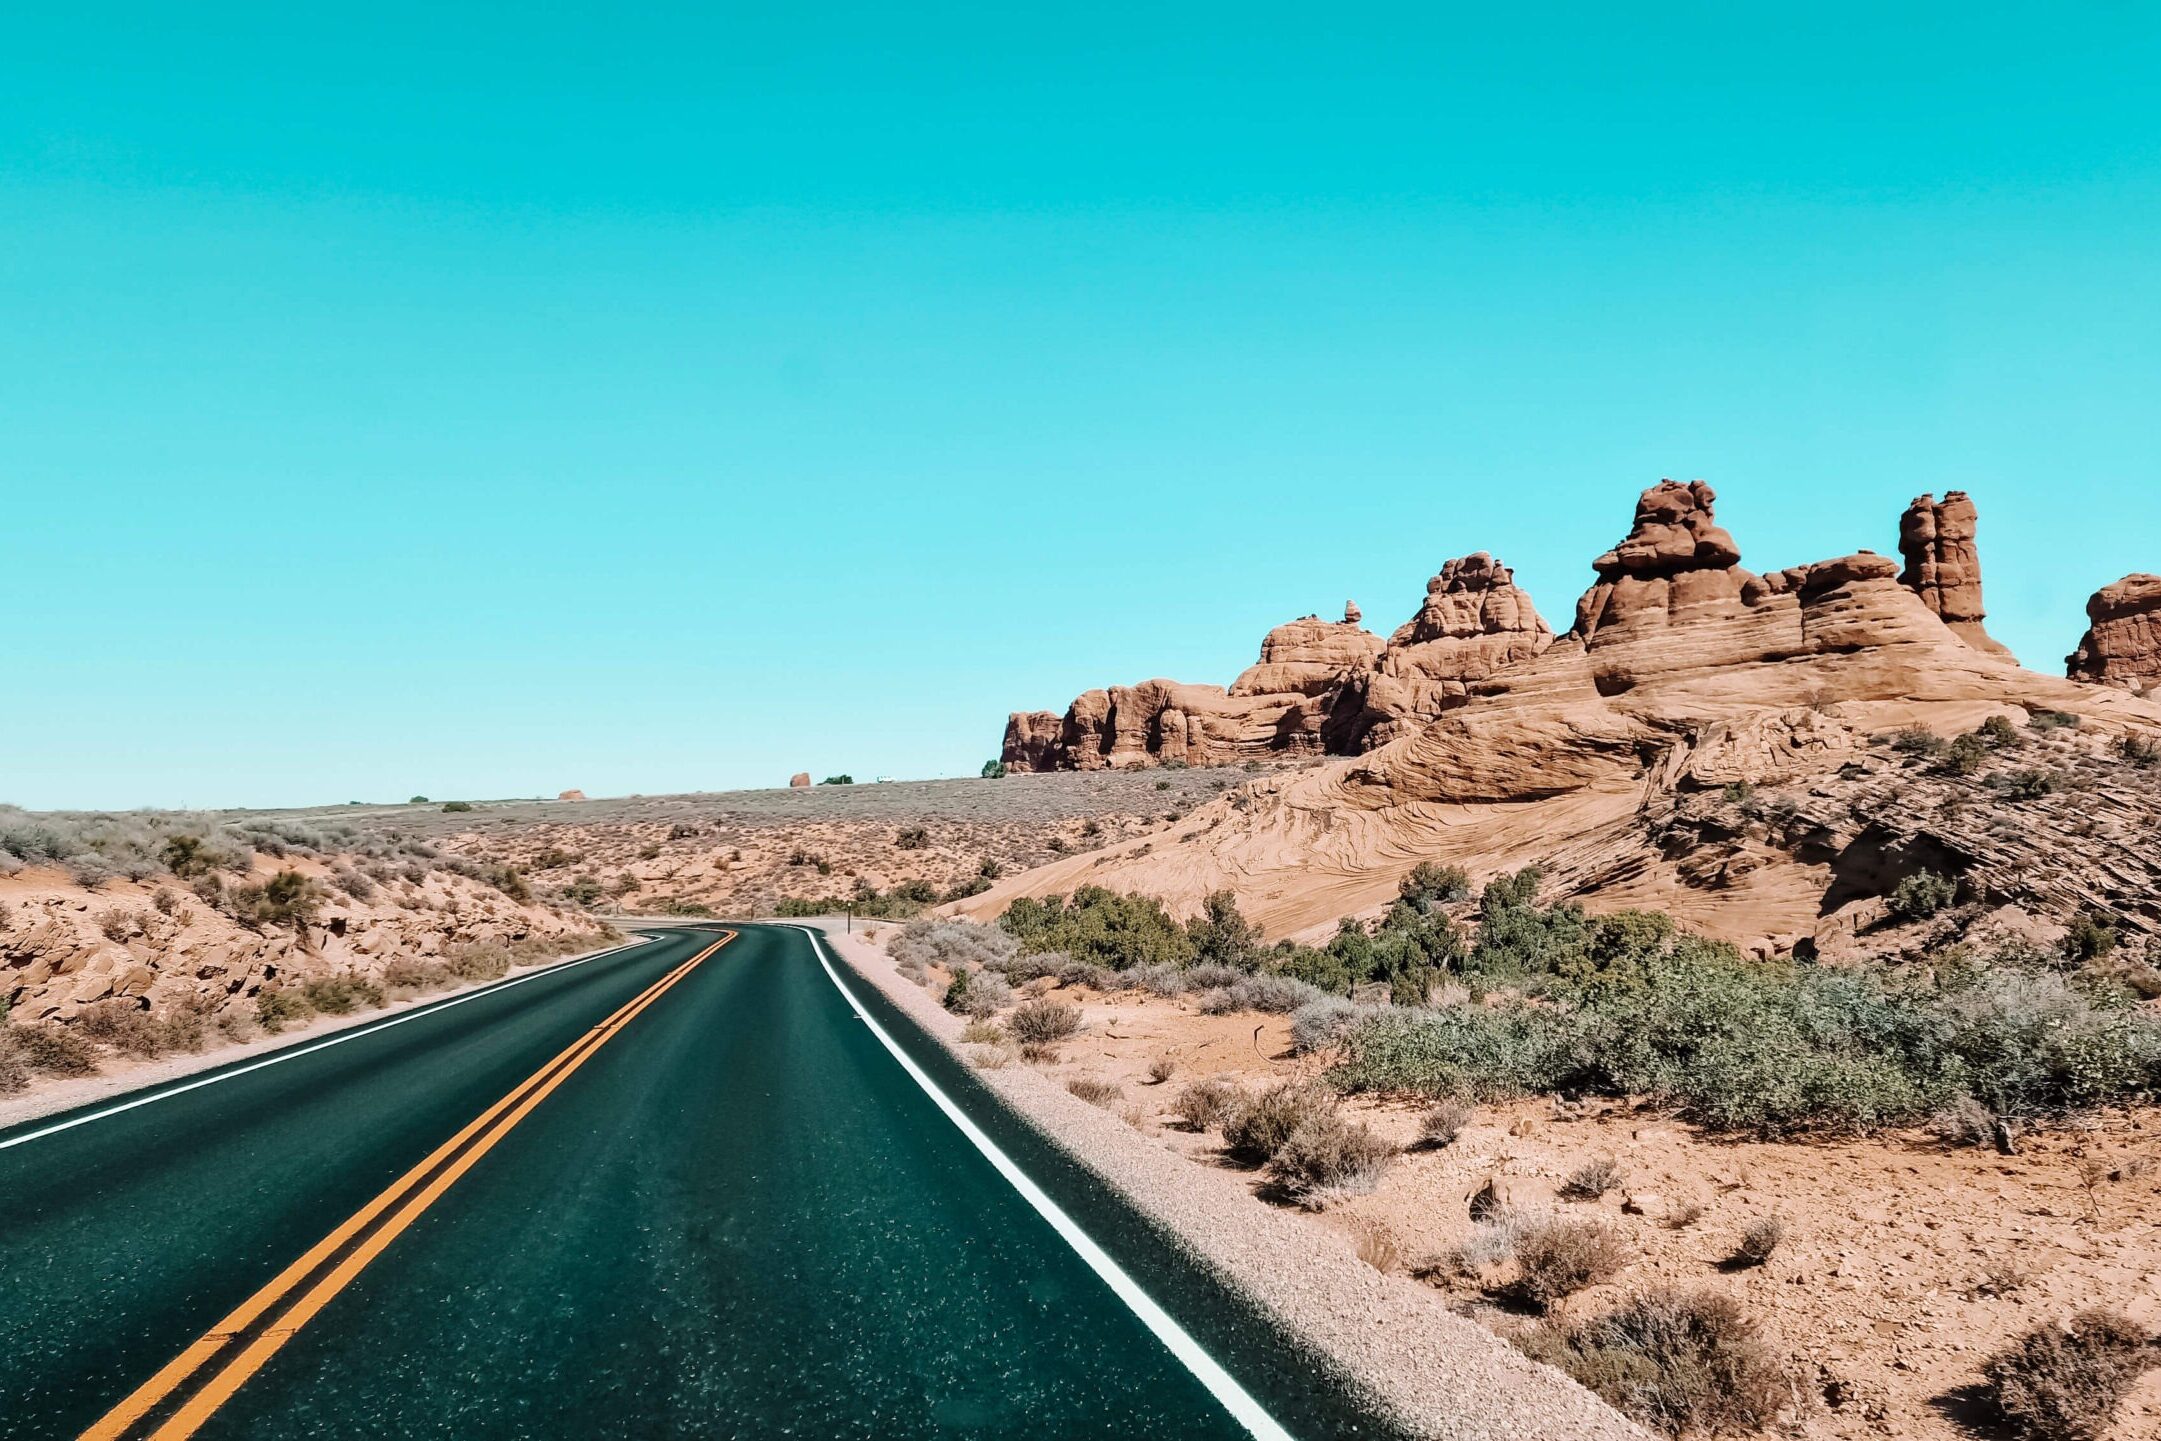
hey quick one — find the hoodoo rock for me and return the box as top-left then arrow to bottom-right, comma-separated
1898,492 -> 2010,654
1573,479 -> 1746,642
2068,574 -> 2161,694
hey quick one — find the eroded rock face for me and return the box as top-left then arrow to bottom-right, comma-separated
1572,480 -> 1750,642
1229,614 -> 1385,699
557,789 -> 588,801
1899,492 -> 2010,654
1002,560 -> 1552,770
2068,574 -> 2161,693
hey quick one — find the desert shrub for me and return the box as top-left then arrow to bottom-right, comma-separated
442,940 -> 514,982
1399,861 -> 1473,909
440,801 -> 475,812
1132,963 -> 1184,998
958,1018 -> 1005,1045
1146,1056 -> 1176,1084
1934,966 -> 2161,1117
819,775 -> 853,786
1055,959 -> 1116,990
2116,733 -> 2160,767
77,1001 -> 169,1057
1333,1000 -> 1586,1100
1522,1289 -> 1786,1437
891,918 -> 1021,973
1944,732 -> 1990,777
1418,1097 -> 1472,1147
228,870 -> 322,930
1509,1215 -> 1630,1311
980,759 -> 1006,778
895,826 -> 929,851
66,856 -> 115,889
1930,1092 -> 1998,1148
1173,1077 -> 1243,1131
998,888 -> 1197,971
14,1020 -> 99,1077
1007,998 -> 1081,1045
942,967 -> 1011,1018
1978,714 -> 2022,748
2064,912 -> 2117,963
331,865 -> 375,899
255,988 -> 315,1033
1289,995 -> 1366,1054
1185,890 -> 1264,972
1221,1082 -> 1338,1164
2000,768 -> 2061,799
1892,725 -> 1948,758
0,1025 -> 27,1093
1890,870 -> 1958,919
2027,709 -> 2081,733
1981,1310 -> 2155,1441
1268,1113 -> 1396,1203
300,976 -> 384,1015
1197,973 -> 1323,1015
383,957 -> 455,993
1560,1155 -> 1625,1201
1728,1215 -> 1784,1268
1065,1075 -> 1122,1107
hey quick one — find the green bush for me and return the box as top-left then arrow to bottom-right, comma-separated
13,1021 -> 99,1077
999,888 -> 1197,971
1890,870 -> 1958,919
980,759 -> 1006,779
1006,998 -> 1081,1045
1267,1113 -> 1396,1202
819,775 -> 853,786
228,870 -> 322,930
440,801 -> 475,813
255,988 -> 315,1033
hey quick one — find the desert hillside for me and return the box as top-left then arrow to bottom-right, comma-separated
965,481 -> 2161,961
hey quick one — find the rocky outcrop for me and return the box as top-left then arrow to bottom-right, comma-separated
788,772 -> 812,789
1335,555 -> 1554,749
2068,574 -> 2161,694
557,789 -> 587,802
1898,492 -> 2010,654
966,477 -> 2161,946
1004,567 -> 1551,771
1229,607 -> 1385,699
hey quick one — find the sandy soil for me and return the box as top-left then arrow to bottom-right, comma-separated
901,970 -> 2161,1440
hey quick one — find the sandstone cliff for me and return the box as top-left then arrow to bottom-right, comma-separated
966,480 -> 2161,955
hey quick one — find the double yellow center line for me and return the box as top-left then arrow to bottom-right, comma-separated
80,929 -> 734,1441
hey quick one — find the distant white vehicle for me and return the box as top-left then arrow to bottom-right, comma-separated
874,776 -> 894,784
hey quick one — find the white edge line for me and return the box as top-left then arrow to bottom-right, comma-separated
791,924 -> 1296,1441
0,932 -> 675,1152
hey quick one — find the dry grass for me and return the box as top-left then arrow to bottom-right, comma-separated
1066,1075 -> 1123,1107
1726,1215 -> 1785,1269
1172,1077 -> 1243,1132
1007,998 -> 1081,1045
1508,1215 -> 1631,1311
1559,1155 -> 1626,1202
1221,1082 -> 1338,1165
1417,1097 -> 1472,1148
1521,1288 -> 1787,1437
1981,1310 -> 2157,1441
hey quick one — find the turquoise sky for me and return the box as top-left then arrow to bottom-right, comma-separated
6,4 -> 2159,809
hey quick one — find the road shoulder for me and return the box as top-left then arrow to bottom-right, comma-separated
797,917 -> 1650,1441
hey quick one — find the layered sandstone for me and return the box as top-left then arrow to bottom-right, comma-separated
965,479 -> 2161,947
1004,568 -> 1551,771
2068,573 -> 2161,694
1898,491 -> 2010,655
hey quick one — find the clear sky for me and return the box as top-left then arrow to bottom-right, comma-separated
5,3 -> 2159,810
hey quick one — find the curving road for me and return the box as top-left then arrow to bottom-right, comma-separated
0,925 -> 1374,1440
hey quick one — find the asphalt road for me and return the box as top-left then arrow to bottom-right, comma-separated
0,925 -> 1353,1440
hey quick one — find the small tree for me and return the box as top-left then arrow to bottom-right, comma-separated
819,775 -> 854,786
980,759 -> 1007,778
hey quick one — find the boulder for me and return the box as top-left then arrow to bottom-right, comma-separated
556,789 -> 587,801
2067,573 -> 2161,694
787,772 -> 812,789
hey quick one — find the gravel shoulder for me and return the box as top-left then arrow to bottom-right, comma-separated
799,917 -> 1649,1441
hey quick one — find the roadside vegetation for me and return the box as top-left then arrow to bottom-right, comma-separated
0,931 -> 617,1093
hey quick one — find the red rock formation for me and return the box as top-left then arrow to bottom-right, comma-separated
969,477 -> 2161,944
1229,614 -> 1384,698
1002,562 -> 1554,771
2068,573 -> 2161,694
1898,492 -> 2010,655
787,772 -> 812,789
557,789 -> 588,801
